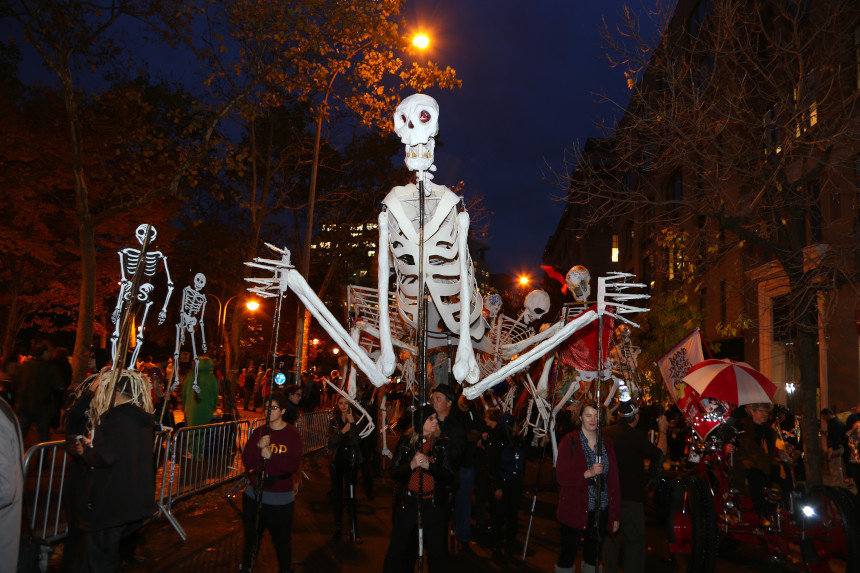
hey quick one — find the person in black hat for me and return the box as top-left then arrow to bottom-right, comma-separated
602,401 -> 664,573
430,384 -> 477,551
383,403 -> 455,573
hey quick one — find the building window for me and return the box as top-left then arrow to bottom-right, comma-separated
611,235 -> 619,263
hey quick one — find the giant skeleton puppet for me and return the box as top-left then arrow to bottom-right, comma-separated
110,224 -> 174,368
376,93 -> 485,384
173,273 -> 208,393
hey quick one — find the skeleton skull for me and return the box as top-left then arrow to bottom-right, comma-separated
193,273 -> 206,291
483,293 -> 503,319
523,290 -> 551,325
135,224 -> 157,245
566,265 -> 591,303
393,94 -> 439,173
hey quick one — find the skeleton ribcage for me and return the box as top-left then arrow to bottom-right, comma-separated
476,315 -> 535,378
384,184 -> 484,340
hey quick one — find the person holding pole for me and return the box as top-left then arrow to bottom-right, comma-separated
601,401 -> 663,573
239,391 -> 302,573
554,402 -> 620,573
382,404 -> 455,573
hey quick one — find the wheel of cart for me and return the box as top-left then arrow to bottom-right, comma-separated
666,474 -> 718,573
798,485 -> 860,572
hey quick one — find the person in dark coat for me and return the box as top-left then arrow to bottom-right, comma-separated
327,396 -> 363,543
14,341 -> 63,443
383,404 -> 456,573
487,413 -> 527,556
602,401 -> 664,573
77,370 -> 156,572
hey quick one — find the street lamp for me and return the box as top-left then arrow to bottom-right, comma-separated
518,275 -> 530,286
208,294 -> 260,357
785,381 -> 796,413
412,34 -> 430,49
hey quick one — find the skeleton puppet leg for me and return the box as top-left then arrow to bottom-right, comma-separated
453,211 -> 479,384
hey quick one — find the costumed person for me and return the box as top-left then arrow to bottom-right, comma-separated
240,391 -> 302,573
327,396 -> 363,543
0,395 -> 24,569
601,401 -> 664,573
555,402 -> 620,573
77,370 -> 156,572
473,407 -> 501,538
182,356 -> 219,458
724,403 -> 780,523
487,413 -> 528,556
382,404 -> 455,573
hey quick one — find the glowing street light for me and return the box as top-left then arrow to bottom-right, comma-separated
245,300 -> 260,311
518,275 -> 530,286
311,338 -> 320,346
412,34 -> 430,49
332,347 -> 340,355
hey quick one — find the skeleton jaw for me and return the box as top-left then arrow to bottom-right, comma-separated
404,141 -> 435,172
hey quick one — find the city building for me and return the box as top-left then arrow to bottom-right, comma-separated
545,0 -> 860,410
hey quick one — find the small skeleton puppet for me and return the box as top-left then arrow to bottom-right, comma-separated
110,224 -> 174,368
609,324 -> 643,398
173,273 -> 208,393
377,94 -> 485,386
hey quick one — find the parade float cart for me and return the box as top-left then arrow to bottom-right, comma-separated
665,360 -> 860,572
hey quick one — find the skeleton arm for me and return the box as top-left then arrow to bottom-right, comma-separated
199,296 -> 207,354
462,310 -> 597,399
501,321 -> 562,361
452,211 -> 479,384
283,269 -> 389,387
326,380 -> 375,439
158,255 -> 174,325
112,250 -> 131,324
376,211 -> 397,376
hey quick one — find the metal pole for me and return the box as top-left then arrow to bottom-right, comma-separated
593,313 -> 605,573
416,176 -> 428,573
248,289 -> 284,573
522,357 -> 558,560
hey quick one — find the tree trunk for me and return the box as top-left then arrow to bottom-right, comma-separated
1,283 -> 21,371
71,221 -> 96,385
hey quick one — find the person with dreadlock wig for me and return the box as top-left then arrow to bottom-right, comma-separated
77,370 -> 156,572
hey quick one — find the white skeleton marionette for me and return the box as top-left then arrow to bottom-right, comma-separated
173,273 -> 208,393
110,224 -> 174,368
376,94 -> 486,385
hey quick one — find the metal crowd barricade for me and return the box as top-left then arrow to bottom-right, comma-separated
21,410 -> 336,546
157,419 -> 250,540
296,409 -> 333,454
21,440 -> 70,544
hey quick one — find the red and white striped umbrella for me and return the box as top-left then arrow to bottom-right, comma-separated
682,358 -> 777,406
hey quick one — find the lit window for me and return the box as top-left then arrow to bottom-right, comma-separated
611,235 -> 619,262
368,250 -> 376,257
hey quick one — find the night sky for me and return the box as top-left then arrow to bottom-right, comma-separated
11,0 -> 663,278
403,0 -> 659,277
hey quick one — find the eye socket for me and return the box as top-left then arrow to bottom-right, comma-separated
419,110 -> 431,123
400,114 -> 407,123
533,308 -> 546,315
